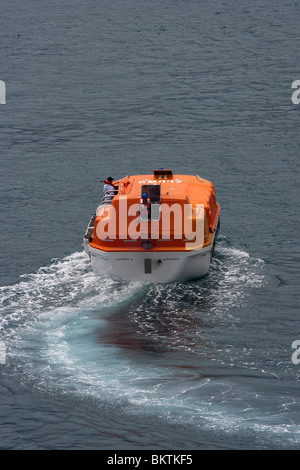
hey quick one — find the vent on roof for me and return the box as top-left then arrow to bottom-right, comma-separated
153,169 -> 173,179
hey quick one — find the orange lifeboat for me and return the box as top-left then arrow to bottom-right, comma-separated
83,169 -> 220,282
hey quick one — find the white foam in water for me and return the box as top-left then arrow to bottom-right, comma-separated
0,252 -> 141,328
1,247 -> 298,448
206,240 -> 266,315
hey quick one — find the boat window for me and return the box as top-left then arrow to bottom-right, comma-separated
139,203 -> 149,221
139,202 -> 161,222
141,184 -> 161,202
150,203 -> 160,221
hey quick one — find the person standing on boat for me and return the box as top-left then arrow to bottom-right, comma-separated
103,176 -> 116,202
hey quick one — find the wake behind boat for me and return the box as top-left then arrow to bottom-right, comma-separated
83,168 -> 220,282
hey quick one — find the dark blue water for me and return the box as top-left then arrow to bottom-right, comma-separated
1,0 -> 300,450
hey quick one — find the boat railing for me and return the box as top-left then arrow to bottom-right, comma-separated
83,214 -> 96,240
100,189 -> 118,205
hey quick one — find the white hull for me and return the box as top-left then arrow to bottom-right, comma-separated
84,225 -> 219,283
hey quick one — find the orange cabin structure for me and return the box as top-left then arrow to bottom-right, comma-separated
89,169 -> 220,253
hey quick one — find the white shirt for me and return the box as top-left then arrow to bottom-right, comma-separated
103,183 -> 115,201
103,183 -> 115,195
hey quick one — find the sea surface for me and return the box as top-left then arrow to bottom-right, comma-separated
0,0 -> 300,450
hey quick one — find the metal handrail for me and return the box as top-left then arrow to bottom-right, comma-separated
100,189 -> 118,205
